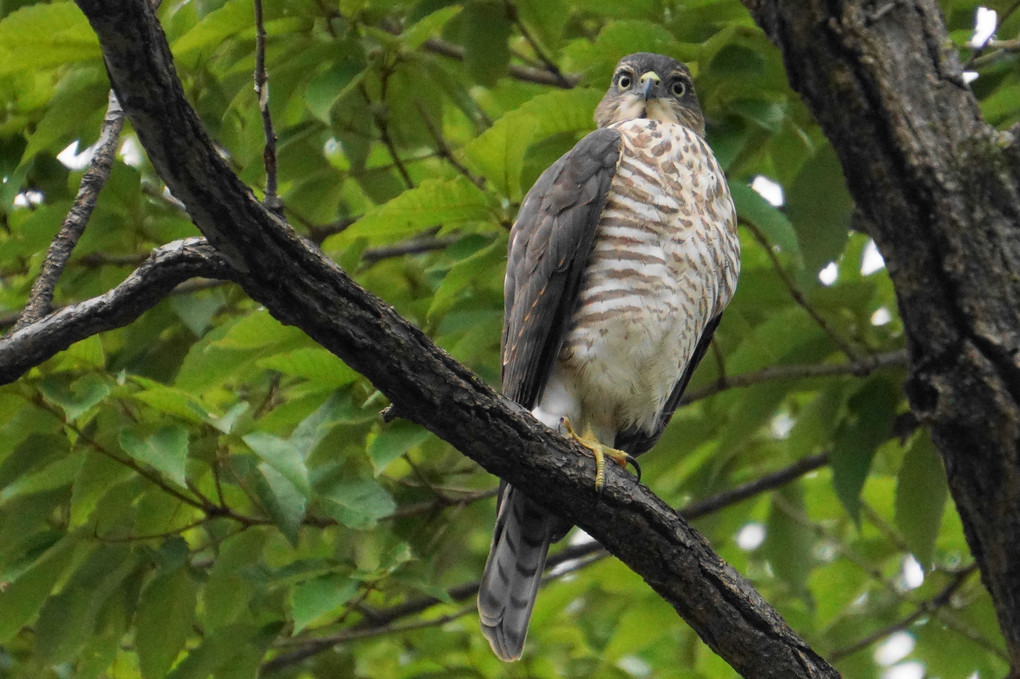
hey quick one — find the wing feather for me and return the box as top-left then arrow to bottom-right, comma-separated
501,128 -> 622,408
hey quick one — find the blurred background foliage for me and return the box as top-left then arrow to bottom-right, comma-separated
0,0 -> 1017,677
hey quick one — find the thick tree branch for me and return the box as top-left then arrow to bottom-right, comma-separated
0,239 -> 236,382
69,1 -> 836,676
743,0 -> 1020,671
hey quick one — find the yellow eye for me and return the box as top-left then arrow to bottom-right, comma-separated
618,74 -> 632,90
670,80 -> 686,97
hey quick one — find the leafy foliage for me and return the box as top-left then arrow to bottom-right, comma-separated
0,0 -> 1015,677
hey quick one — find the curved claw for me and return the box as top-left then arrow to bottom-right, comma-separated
624,453 -> 641,484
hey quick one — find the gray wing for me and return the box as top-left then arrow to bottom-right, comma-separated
501,128 -> 622,408
613,314 -> 722,456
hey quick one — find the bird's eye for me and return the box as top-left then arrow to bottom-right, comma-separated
670,80 -> 687,97
618,74 -> 632,90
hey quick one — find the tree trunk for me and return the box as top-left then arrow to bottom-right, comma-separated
743,1 -> 1020,672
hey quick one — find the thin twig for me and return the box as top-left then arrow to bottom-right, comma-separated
681,349 -> 908,404
14,91 -> 125,330
422,37 -> 580,88
504,1 -> 573,89
253,0 -> 282,215
414,100 -> 485,188
742,218 -> 867,362
828,564 -> 979,660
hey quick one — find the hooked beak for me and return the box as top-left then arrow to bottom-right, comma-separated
640,71 -> 661,101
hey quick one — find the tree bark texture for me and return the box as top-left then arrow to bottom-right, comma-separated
743,1 -> 1020,672
63,1 -> 839,676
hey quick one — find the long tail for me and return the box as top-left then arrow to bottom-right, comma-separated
477,484 -> 557,661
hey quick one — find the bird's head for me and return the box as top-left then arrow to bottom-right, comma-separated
594,53 -> 705,136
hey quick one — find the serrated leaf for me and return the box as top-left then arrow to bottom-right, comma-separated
895,433 -> 948,568
243,432 -> 310,496
463,88 -> 602,198
305,52 -> 367,123
131,379 -> 210,424
38,374 -> 110,422
257,348 -> 359,388
764,484 -> 813,602
327,176 -> 497,247
427,237 -> 503,319
203,531 -> 267,631
255,464 -> 306,545
0,533 -> 78,643
289,392 -> 348,457
70,452 -> 134,527
320,478 -> 395,529
34,544 -> 135,664
401,5 -> 462,50
367,421 -> 431,476
119,425 -> 189,488
170,0 -> 251,55
460,1 -> 511,86
830,377 -> 900,522
136,565 -> 198,679
0,4 -> 100,76
786,143 -> 853,273
0,454 -> 81,504
289,572 -> 359,633
729,179 -> 801,262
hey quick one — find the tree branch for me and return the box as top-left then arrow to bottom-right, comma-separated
0,238 -> 236,382
14,91 -> 125,330
69,2 -> 837,675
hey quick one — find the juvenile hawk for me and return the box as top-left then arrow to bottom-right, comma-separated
478,53 -> 741,661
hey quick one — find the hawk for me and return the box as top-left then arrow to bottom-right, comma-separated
477,53 -> 741,660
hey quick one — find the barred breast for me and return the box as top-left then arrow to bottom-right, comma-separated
558,118 -> 739,441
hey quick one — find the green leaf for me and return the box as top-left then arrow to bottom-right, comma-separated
167,623 -> 280,679
326,176 -> 497,247
38,374 -> 110,422
459,2 -> 511,86
320,478 -> 395,529
895,433 -> 948,568
785,143 -> 853,273
202,531 -> 267,631
119,424 -> 189,488
257,348 -> 359,388
34,544 -> 136,664
135,564 -> 198,679
367,421 -> 431,476
401,5 -> 462,50
170,0 -> 251,55
0,533 -> 78,643
242,432 -> 310,496
427,237 -> 503,319
463,88 -> 602,198
830,377 -> 900,522
254,463 -> 307,545
69,451 -> 134,527
764,484 -> 813,602
0,4 -> 100,76
289,572 -> 359,633
729,179 -> 801,262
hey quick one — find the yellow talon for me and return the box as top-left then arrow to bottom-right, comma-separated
560,417 -> 638,491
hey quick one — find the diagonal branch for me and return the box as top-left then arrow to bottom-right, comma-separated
14,91 -> 125,330
68,2 -> 838,676
0,238 -> 237,382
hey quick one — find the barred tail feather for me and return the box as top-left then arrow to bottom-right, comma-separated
477,485 -> 556,661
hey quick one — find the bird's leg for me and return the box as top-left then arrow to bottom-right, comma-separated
559,417 -> 641,491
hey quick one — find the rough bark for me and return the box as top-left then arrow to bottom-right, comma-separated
742,1 -> 1020,672
56,1 -> 838,676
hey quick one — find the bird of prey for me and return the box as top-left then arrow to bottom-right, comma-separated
477,53 -> 741,661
